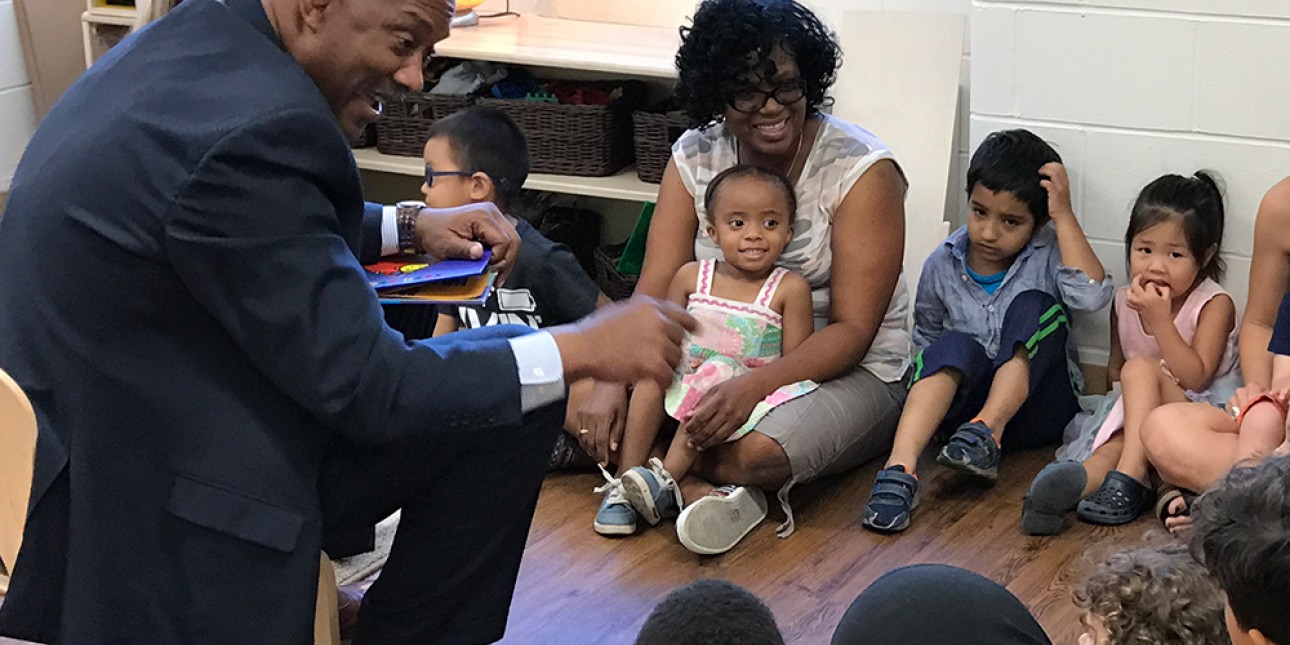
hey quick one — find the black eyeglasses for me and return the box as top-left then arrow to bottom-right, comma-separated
425,164 -> 474,187
726,79 -> 807,114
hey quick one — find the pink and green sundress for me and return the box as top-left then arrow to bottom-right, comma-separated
664,259 -> 818,440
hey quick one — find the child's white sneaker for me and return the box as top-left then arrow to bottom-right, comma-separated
620,458 -> 681,526
675,485 -> 768,555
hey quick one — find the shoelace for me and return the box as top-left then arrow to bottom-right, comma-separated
593,463 -> 625,499
647,457 -> 683,508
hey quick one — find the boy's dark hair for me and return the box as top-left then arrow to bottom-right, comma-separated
1073,543 -> 1229,645
703,164 -> 797,224
1191,454 -> 1290,645
675,0 -> 841,129
635,579 -> 784,645
1125,171 -> 1226,283
966,129 -> 1063,227
425,106 -> 530,210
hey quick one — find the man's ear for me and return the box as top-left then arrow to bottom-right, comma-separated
299,0 -> 335,33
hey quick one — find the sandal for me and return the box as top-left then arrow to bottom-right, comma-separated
1154,485 -> 1197,535
1076,470 -> 1155,525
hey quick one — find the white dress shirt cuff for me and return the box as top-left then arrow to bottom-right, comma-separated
509,331 -> 567,413
380,205 -> 399,257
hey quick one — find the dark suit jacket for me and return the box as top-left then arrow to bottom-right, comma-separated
0,0 -> 526,641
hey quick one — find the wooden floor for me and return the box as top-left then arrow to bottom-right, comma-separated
500,448 -> 1155,644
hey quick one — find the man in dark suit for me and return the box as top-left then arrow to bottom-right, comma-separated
0,0 -> 693,642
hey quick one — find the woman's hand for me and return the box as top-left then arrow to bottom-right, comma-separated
680,373 -> 770,450
1229,382 -> 1268,416
573,381 -> 629,465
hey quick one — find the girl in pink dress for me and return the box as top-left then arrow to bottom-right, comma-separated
1023,172 -> 1237,534
596,165 -> 815,552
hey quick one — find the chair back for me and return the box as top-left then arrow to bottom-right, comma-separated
0,367 -> 37,573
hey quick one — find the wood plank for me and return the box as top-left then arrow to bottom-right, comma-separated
500,448 -> 1154,644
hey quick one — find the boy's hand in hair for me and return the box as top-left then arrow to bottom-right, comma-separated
1039,162 -> 1076,221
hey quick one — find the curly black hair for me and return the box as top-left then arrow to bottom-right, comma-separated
675,0 -> 841,129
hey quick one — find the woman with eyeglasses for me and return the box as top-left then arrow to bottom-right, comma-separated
587,0 -> 912,554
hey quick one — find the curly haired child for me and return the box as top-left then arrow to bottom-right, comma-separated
1074,543 -> 1229,645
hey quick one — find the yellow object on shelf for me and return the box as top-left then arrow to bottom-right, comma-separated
455,0 -> 485,11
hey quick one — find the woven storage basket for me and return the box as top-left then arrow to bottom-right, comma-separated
375,93 -> 474,157
479,82 -> 644,177
593,244 -> 638,301
631,109 -> 688,183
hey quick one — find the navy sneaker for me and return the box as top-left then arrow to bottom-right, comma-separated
862,465 -> 919,533
937,421 -> 1001,481
620,458 -> 681,526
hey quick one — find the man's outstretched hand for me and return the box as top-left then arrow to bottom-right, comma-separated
414,202 -> 520,284
550,297 -> 698,389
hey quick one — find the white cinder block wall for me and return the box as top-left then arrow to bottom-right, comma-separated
0,0 -> 36,191
971,1 -> 1290,366
796,0 -> 974,228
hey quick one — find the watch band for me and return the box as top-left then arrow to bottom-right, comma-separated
396,200 -> 424,255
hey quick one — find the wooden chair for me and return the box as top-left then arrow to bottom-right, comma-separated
0,368 -> 341,643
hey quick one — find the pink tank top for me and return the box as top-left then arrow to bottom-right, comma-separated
1115,277 -> 1238,377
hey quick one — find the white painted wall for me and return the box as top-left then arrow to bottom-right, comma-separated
971,1 -> 1290,365
0,0 -> 37,191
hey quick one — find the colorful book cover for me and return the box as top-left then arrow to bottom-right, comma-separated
363,250 -> 493,291
378,272 -> 497,306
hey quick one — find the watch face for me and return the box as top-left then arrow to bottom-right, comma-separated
397,200 -> 426,216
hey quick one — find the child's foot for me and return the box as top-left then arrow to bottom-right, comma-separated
675,485 -> 768,555
1154,485 -> 1197,537
861,465 -> 919,533
937,421 -> 1001,481
1076,470 -> 1155,525
620,458 -> 681,526
1021,460 -> 1087,536
592,465 -> 638,536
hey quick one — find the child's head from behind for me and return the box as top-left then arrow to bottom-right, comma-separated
1073,543 -> 1228,645
1125,172 -> 1225,296
1192,454 -> 1290,645
965,129 -> 1063,263
635,579 -> 784,645
703,165 -> 796,275
420,106 -> 530,211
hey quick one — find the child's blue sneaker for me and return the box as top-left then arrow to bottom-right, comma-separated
592,465 -> 638,536
862,465 -> 919,533
620,458 -> 681,526
937,420 -> 1001,481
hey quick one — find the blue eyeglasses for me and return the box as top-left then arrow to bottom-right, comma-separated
425,164 -> 474,187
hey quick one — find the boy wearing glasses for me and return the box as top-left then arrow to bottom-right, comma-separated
387,106 -> 619,470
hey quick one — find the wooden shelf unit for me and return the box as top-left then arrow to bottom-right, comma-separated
434,15 -> 679,80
